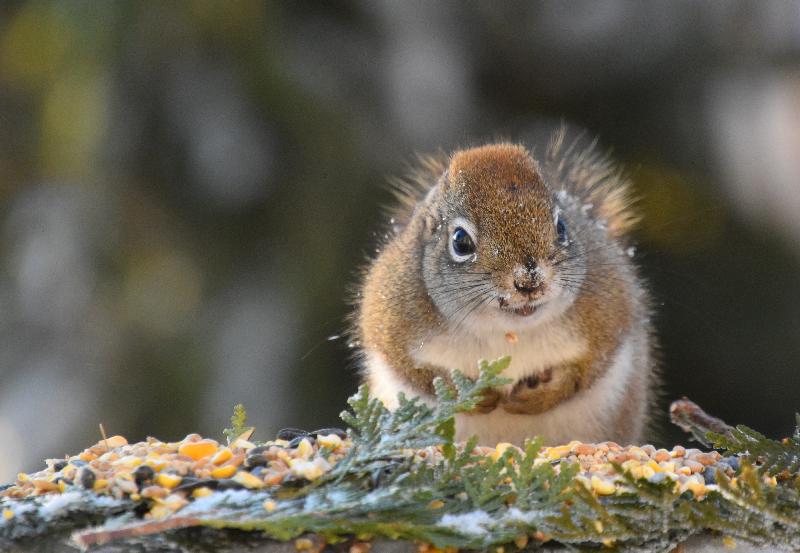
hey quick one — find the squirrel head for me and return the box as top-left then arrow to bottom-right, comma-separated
417,143 -> 590,329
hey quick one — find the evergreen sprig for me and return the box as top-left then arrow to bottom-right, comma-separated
710,414 -> 800,476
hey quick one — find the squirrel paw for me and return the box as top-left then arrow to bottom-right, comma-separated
469,387 -> 502,414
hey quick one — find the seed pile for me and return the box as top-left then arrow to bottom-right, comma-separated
1,428 -> 351,520
1,434 -> 745,523
537,441 -> 742,498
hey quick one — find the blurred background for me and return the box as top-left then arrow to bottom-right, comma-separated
1,0 -> 800,479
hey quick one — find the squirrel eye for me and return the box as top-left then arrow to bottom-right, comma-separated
556,216 -> 569,245
450,227 -> 476,261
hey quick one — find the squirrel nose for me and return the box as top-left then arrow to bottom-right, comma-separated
513,259 -> 542,293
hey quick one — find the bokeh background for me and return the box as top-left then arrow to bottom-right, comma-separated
2,0 -> 800,480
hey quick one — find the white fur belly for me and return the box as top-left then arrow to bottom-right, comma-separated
455,335 -> 638,445
365,333 -> 639,446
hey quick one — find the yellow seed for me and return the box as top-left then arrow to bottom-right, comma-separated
192,487 -> 214,498
574,475 -> 591,490
148,503 -> 172,519
685,479 -> 706,498
211,447 -> 233,465
93,479 -> 109,491
3,509 -> 14,520
722,536 -> 737,549
591,475 -> 615,496
317,434 -> 343,450
492,442 -> 514,461
156,473 -> 182,489
660,461 -> 676,473
427,499 -> 445,509
602,538 -> 615,547
646,459 -> 662,473
58,480 -> 67,493
263,500 -> 277,511
16,473 -> 28,483
178,439 -> 218,460
593,520 -> 603,533
296,438 -> 314,459
295,538 -> 314,551
130,493 -> 141,501
233,471 -> 265,489
513,535 -> 528,549
765,475 -> 778,487
546,445 -> 570,460
211,464 -> 237,479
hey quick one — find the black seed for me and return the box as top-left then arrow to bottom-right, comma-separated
702,467 -> 716,485
53,460 -> 68,472
245,453 -> 269,468
216,479 -> 245,490
133,465 -> 155,487
248,445 -> 271,455
53,477 -> 73,486
79,467 -> 96,489
250,466 -> 264,477
289,435 -> 315,448
175,477 -> 217,493
311,428 -> 347,439
276,428 -> 308,441
69,460 -> 87,467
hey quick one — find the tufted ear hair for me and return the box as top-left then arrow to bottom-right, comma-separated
385,152 -> 448,233
544,129 -> 638,238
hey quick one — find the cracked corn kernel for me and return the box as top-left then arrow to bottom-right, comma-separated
2,509 -> 13,520
491,442 -> 514,461
178,439 -> 218,460
263,500 -> 277,511
317,434 -> 342,450
211,464 -> 237,479
156,473 -> 182,488
233,471 -> 265,489
211,447 -> 232,465
192,486 -> 213,498
591,475 -> 615,495
296,438 -> 314,459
